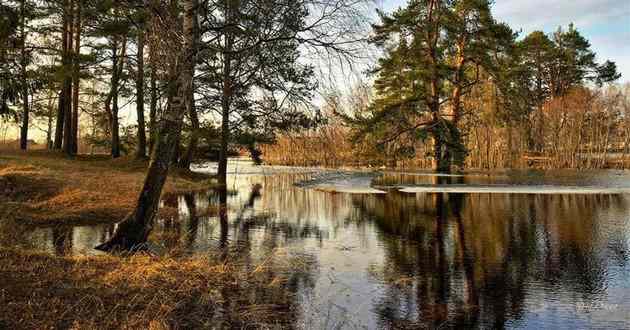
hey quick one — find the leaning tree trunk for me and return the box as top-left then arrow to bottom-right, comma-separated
178,8 -> 199,170
96,0 -> 197,252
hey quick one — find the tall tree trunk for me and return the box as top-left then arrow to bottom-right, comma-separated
507,121 -> 514,167
96,0 -> 197,252
62,0 -> 74,156
218,92 -> 230,186
426,1 -> 449,173
135,26 -> 147,159
54,93 -> 64,149
104,42 -> 116,147
110,36 -> 126,158
433,133 -> 449,173
71,1 -> 81,154
179,94 -> 199,169
443,40 -> 466,170
111,102 -> 120,157
217,0 -> 235,187
218,186 -> 229,253
19,0 -> 29,151
171,132 -> 181,165
450,40 -> 466,127
148,39 -> 158,154
53,0 -> 70,150
46,91 -> 54,149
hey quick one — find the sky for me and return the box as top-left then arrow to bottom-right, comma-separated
380,0 -> 630,83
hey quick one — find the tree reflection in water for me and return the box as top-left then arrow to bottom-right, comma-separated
350,176 -> 629,329
3,170 -> 630,328
151,179 -> 319,327
51,225 -> 73,256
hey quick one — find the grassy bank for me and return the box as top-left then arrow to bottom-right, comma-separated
0,150 -> 214,225
0,151 -> 308,329
0,248 -> 302,329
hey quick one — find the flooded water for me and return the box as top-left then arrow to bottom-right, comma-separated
3,159 -> 630,329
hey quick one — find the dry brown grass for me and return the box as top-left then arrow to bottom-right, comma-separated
0,150 -> 304,329
0,247 -> 302,329
0,150 -> 215,224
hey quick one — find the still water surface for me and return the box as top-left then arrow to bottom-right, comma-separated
3,159 -> 630,329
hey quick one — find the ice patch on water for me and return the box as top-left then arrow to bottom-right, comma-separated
397,185 -> 630,194
383,171 -> 465,177
312,185 -> 387,194
295,171 -> 386,194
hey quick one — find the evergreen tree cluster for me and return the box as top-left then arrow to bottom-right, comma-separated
346,0 -> 620,172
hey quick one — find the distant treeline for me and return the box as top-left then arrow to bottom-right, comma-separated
262,83 -> 630,170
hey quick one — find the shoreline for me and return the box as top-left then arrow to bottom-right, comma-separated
0,152 -> 300,328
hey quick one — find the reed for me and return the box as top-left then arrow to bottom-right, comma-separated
0,247 -> 306,329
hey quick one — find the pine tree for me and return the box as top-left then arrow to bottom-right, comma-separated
0,0 -> 40,148
349,0 -> 514,172
0,3 -> 20,120
515,25 -> 620,152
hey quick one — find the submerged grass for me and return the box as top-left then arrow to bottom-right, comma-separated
0,149 -> 214,224
0,247 -> 305,329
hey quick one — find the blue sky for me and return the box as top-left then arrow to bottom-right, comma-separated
379,0 -> 630,83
